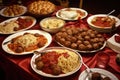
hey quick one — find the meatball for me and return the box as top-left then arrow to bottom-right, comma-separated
97,34 -> 102,38
55,35 -> 62,41
78,44 -> 87,51
71,43 -> 77,49
84,35 -> 90,41
98,42 -> 103,47
76,40 -> 82,45
66,35 -> 72,41
91,72 -> 102,80
34,33 -> 41,37
14,27 -> 19,31
87,29 -> 93,34
83,41 -> 90,46
71,36 -> 77,43
72,28 -> 79,34
82,28 -> 88,31
56,32 -> 63,36
36,61 -> 44,70
64,41 -> 71,47
102,77 -> 111,80
99,38 -> 105,42
90,33 -> 95,38
81,31 -> 87,37
66,29 -> 72,35
62,32 -> 68,38
86,44 -> 93,50
60,28 -> 66,32
51,64 -> 62,75
77,35 -> 84,41
37,41 -> 45,47
35,56 -> 42,64
93,38 -> 99,43
93,43 -> 99,49
59,38 -> 66,44
15,46 -> 24,53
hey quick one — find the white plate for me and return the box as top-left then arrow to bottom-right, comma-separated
31,47 -> 83,78
87,14 -> 120,33
2,30 -> 52,55
56,8 -> 88,21
0,16 -> 36,34
56,41 -> 106,53
0,5 -> 27,17
78,68 -> 118,80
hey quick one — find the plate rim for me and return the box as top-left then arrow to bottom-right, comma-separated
30,47 -> 83,78
0,5 -> 27,17
56,7 -> 88,21
78,68 -> 119,80
0,16 -> 37,34
2,30 -> 52,55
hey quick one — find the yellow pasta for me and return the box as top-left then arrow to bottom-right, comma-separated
57,49 -> 80,73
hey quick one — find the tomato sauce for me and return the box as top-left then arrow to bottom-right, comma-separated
16,18 -> 33,30
91,17 -> 114,28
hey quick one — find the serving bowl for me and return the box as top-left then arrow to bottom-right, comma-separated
40,17 -> 65,33
87,14 -> 120,33
31,47 -> 82,78
27,1 -> 56,18
56,8 -> 88,21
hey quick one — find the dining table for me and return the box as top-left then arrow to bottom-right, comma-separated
0,6 -> 120,80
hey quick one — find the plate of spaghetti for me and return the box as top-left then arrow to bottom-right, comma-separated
2,30 -> 52,55
0,16 -> 36,34
31,47 -> 82,78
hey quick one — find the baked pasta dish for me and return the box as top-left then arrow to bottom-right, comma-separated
27,1 -> 56,15
35,48 -> 81,75
2,5 -> 25,17
8,33 -> 47,53
55,26 -> 105,52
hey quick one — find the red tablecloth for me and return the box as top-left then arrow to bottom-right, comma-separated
0,7 -> 120,80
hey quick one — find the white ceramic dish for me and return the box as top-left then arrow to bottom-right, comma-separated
107,34 -> 120,53
78,68 -> 118,80
0,5 -> 27,17
31,47 -> 82,78
56,8 -> 88,21
2,30 -> 52,55
40,17 -> 65,33
0,16 -> 36,34
87,14 -> 120,33
56,41 -> 106,53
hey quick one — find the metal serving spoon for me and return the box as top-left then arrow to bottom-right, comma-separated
82,61 -> 92,80
107,9 -> 115,16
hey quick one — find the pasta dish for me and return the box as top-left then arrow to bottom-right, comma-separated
35,49 -> 80,75
8,33 -> 47,53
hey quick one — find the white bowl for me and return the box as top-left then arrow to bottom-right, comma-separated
31,47 -> 83,78
87,14 -> 120,33
56,8 -> 88,21
40,17 -> 65,33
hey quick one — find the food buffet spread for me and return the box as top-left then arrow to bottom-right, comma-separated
0,0 -> 120,80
